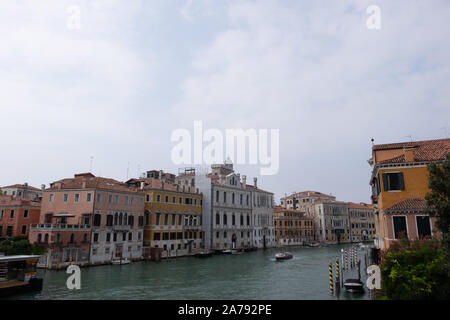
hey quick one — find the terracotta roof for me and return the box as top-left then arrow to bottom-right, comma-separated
49,173 -> 143,194
348,202 -> 373,209
374,138 -> 450,164
0,195 -> 41,207
1,184 -> 42,192
384,198 -> 429,213
281,191 -> 335,200
245,184 -> 272,194
274,206 -> 306,214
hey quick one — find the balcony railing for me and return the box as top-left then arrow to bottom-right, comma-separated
30,224 -> 92,231
112,225 -> 131,231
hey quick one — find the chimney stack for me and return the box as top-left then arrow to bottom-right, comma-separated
404,147 -> 415,162
159,170 -> 163,180
82,179 -> 86,189
140,181 -> 144,190
253,177 -> 257,188
41,184 -> 45,191
242,175 -> 247,188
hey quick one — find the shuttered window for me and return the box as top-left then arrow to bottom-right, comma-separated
382,172 -> 405,191
416,216 -> 431,238
393,216 -> 407,239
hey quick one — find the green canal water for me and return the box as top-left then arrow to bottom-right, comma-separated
7,244 -> 371,300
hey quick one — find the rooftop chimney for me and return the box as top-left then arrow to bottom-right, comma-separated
41,184 -> 45,191
159,170 -> 163,180
140,181 -> 144,190
253,177 -> 257,188
24,182 -> 28,187
82,179 -> 86,189
242,175 -> 247,188
404,147 -> 415,162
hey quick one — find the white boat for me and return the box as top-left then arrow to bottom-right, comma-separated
275,252 -> 293,261
112,258 -> 130,265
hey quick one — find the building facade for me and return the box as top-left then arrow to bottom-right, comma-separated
127,175 -> 203,259
0,195 -> 41,239
274,206 -> 314,245
178,162 -> 275,251
28,173 -> 145,269
1,183 -> 42,200
348,202 -> 376,242
314,200 -> 351,244
369,138 -> 449,250
280,191 -> 336,217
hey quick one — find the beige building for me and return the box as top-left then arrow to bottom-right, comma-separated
348,202 -> 376,242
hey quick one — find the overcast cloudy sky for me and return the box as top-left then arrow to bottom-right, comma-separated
1,0 -> 449,204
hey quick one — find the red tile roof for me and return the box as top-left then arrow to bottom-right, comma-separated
281,191 -> 335,200
1,184 -> 42,191
374,138 -> 450,164
384,198 -> 429,213
49,173 -> 143,194
348,202 -> 373,209
0,195 -> 41,207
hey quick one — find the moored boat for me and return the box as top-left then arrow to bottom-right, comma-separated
275,252 -> 293,261
343,279 -> 364,292
0,255 -> 43,298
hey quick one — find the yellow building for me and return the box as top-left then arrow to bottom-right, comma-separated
127,177 -> 202,259
369,138 -> 450,250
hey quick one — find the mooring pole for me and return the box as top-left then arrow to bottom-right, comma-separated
335,257 -> 340,295
329,262 -> 334,296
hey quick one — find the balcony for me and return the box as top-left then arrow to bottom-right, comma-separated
30,224 -> 92,231
113,225 -> 131,231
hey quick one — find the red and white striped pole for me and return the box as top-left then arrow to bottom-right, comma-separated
345,248 -> 348,271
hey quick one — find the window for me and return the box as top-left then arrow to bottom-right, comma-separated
165,196 -> 169,203
69,233 -> 75,244
216,213 -> 220,225
0,210 -> 3,219
138,216 -> 144,227
109,195 -> 113,203
232,214 -> 235,226
63,194 -> 68,202
170,232 -> 176,240
223,192 -> 227,203
146,194 -> 150,202
21,225 -> 27,234
240,215 -> 243,226
393,216 -> 407,239
164,214 -> 168,225
240,194 -> 243,205
49,194 -> 54,202
154,233 -> 160,240
216,190 -> 219,203
97,193 -> 102,202
232,193 -> 235,204
87,193 -> 92,202
157,195 -> 161,202
382,172 -> 405,191
74,194 -> 80,203
23,210 -> 29,218
115,195 -> 119,204
163,233 -> 169,240
172,197 -> 176,203
178,214 -> 182,225
223,214 -> 227,225
416,216 -> 432,238
93,233 -> 99,243
155,213 -> 160,225
106,215 -> 113,226
171,214 -> 176,225
10,210 -> 14,219
128,233 -> 132,241
106,233 -> 111,242
93,214 -> 101,227
179,197 -> 182,204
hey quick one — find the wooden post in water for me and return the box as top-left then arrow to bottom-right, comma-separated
335,257 -> 340,295
329,262 -> 334,296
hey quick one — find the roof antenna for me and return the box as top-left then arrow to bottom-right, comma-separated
403,135 -> 413,142
89,156 -> 94,172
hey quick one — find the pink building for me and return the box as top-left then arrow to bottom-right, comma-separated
29,173 -> 145,269
0,195 -> 41,239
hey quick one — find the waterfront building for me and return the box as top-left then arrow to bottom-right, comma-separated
247,180 -> 275,249
1,183 -> 42,200
0,195 -> 41,239
178,161 -> 275,251
280,191 -> 336,217
314,200 -> 351,244
274,206 -> 314,246
348,202 -> 376,242
28,173 -> 145,269
127,174 -> 202,259
369,138 -> 450,250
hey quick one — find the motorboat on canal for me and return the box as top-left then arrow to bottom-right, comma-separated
0,255 -> 43,297
343,278 -> 364,293
307,242 -> 321,248
112,258 -> 130,265
275,252 -> 293,261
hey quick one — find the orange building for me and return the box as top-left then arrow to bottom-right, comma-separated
274,206 -> 314,245
0,195 -> 41,239
369,138 -> 450,250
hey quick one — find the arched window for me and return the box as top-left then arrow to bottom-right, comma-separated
240,214 -> 243,226
44,234 -> 49,243
56,233 -> 61,243
216,213 -> 220,225
216,190 -> 219,203
223,213 -> 227,226
37,234 -> 42,243
70,233 -> 75,244
114,212 -> 118,225
124,213 -> 128,225
107,214 -> 113,226
232,193 -> 235,204
247,214 -> 250,226
189,215 -> 193,226
119,213 -> 123,225
145,211 -> 150,225
232,214 -> 235,226
83,233 -> 87,243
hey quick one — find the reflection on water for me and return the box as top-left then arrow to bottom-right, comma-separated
5,244 -> 371,300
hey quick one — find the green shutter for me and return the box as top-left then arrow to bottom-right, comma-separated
399,172 -> 405,190
382,173 -> 388,191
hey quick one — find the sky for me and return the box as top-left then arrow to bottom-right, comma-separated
1,0 -> 450,204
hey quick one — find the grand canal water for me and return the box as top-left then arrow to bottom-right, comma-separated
7,244 -> 371,300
